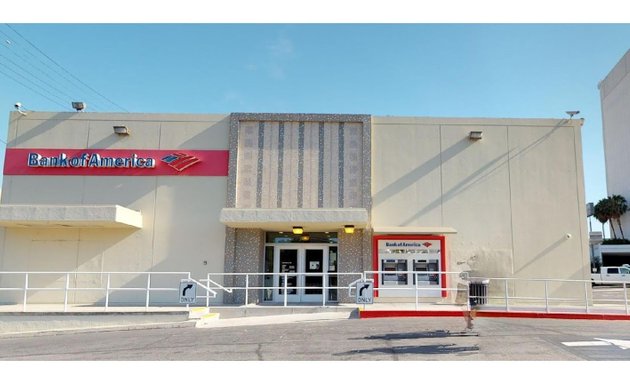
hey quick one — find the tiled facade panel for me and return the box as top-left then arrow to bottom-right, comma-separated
303,122 -> 320,208
281,122 -> 299,208
343,122 -> 363,208
235,118 -> 367,209
260,122 -> 279,209
235,121 -> 259,208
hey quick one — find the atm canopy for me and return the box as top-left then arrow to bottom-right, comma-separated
372,226 -> 457,234
0,204 -> 143,229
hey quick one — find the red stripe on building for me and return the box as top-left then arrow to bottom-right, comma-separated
358,310 -> 630,321
3,148 -> 229,176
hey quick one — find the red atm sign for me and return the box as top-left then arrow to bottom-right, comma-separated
4,148 -> 229,176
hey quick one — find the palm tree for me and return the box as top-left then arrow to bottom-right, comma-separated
610,194 -> 628,239
594,197 -> 615,239
594,195 -> 629,240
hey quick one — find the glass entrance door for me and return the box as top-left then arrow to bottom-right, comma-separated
275,248 -> 299,302
302,247 -> 325,302
273,245 -> 328,303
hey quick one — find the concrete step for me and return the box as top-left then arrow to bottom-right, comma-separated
206,305 -> 357,319
195,311 -> 352,329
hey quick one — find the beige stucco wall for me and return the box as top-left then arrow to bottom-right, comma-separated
0,111 -> 591,304
0,112 -> 230,304
371,116 -> 590,300
600,49 -> 630,237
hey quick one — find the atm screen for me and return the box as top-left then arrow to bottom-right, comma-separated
381,259 -> 408,285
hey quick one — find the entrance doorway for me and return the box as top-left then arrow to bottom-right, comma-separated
272,244 -> 329,303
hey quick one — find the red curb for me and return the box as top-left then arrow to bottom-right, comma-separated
358,310 -> 630,321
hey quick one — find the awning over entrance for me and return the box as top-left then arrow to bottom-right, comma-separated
220,208 -> 369,232
0,204 -> 143,229
372,226 -> 458,234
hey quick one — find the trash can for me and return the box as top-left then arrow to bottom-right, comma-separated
468,278 -> 489,305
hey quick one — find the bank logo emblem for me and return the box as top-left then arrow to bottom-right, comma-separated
161,152 -> 201,172
423,242 -> 432,248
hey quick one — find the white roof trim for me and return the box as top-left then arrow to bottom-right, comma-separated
0,205 -> 142,229
598,244 -> 630,254
372,226 -> 457,234
220,208 -> 368,231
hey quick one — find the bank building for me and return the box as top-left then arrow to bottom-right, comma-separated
0,111 -> 590,307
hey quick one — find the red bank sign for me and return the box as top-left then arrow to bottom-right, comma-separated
3,148 -> 229,176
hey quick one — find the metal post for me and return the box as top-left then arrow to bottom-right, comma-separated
624,282 -> 628,315
322,272 -> 326,307
245,274 -> 249,306
64,273 -> 70,312
466,281 -> 471,312
23,273 -> 28,312
186,272 -> 191,310
504,279 -> 509,312
105,273 -> 111,311
544,280 -> 549,313
415,273 -> 419,311
283,273 -> 288,307
206,273 -> 210,308
584,281 -> 590,313
145,274 -> 151,311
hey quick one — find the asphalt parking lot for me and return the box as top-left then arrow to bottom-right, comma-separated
0,314 -> 628,361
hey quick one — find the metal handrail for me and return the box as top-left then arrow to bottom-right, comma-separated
205,271 -> 364,307
0,271 -> 191,312
468,277 -> 629,315
363,270 -> 466,310
1,270 -> 628,314
361,271 -> 630,314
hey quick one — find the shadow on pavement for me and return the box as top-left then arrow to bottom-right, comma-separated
352,330 -> 478,341
334,343 -> 479,356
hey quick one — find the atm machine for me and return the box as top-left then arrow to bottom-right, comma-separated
381,259 -> 408,286
413,258 -> 440,294
376,237 -> 444,298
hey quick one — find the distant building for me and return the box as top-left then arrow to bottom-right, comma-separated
0,111 -> 589,305
598,48 -> 630,266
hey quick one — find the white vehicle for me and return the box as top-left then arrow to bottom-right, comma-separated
591,266 -> 630,285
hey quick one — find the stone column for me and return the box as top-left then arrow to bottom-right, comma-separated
338,228 -> 372,303
232,228 -> 265,305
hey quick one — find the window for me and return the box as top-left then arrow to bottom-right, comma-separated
266,232 -> 338,243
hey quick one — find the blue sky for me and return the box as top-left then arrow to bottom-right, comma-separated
1,22 -> 629,224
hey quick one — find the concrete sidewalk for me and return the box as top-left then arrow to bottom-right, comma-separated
0,311 -> 193,338
0,302 -> 451,336
2,300 -> 629,338
0,304 -> 361,337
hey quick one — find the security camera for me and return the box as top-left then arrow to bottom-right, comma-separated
14,102 -> 27,116
565,111 -> 580,119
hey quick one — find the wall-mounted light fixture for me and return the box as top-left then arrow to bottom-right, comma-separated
469,131 -> 483,141
292,226 -> 303,235
113,125 -> 130,135
344,225 -> 355,234
71,101 -> 86,111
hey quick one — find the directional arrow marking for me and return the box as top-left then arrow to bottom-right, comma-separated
359,284 -> 370,297
182,284 -> 193,296
562,341 -> 610,347
595,338 -> 630,350
562,338 -> 630,350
